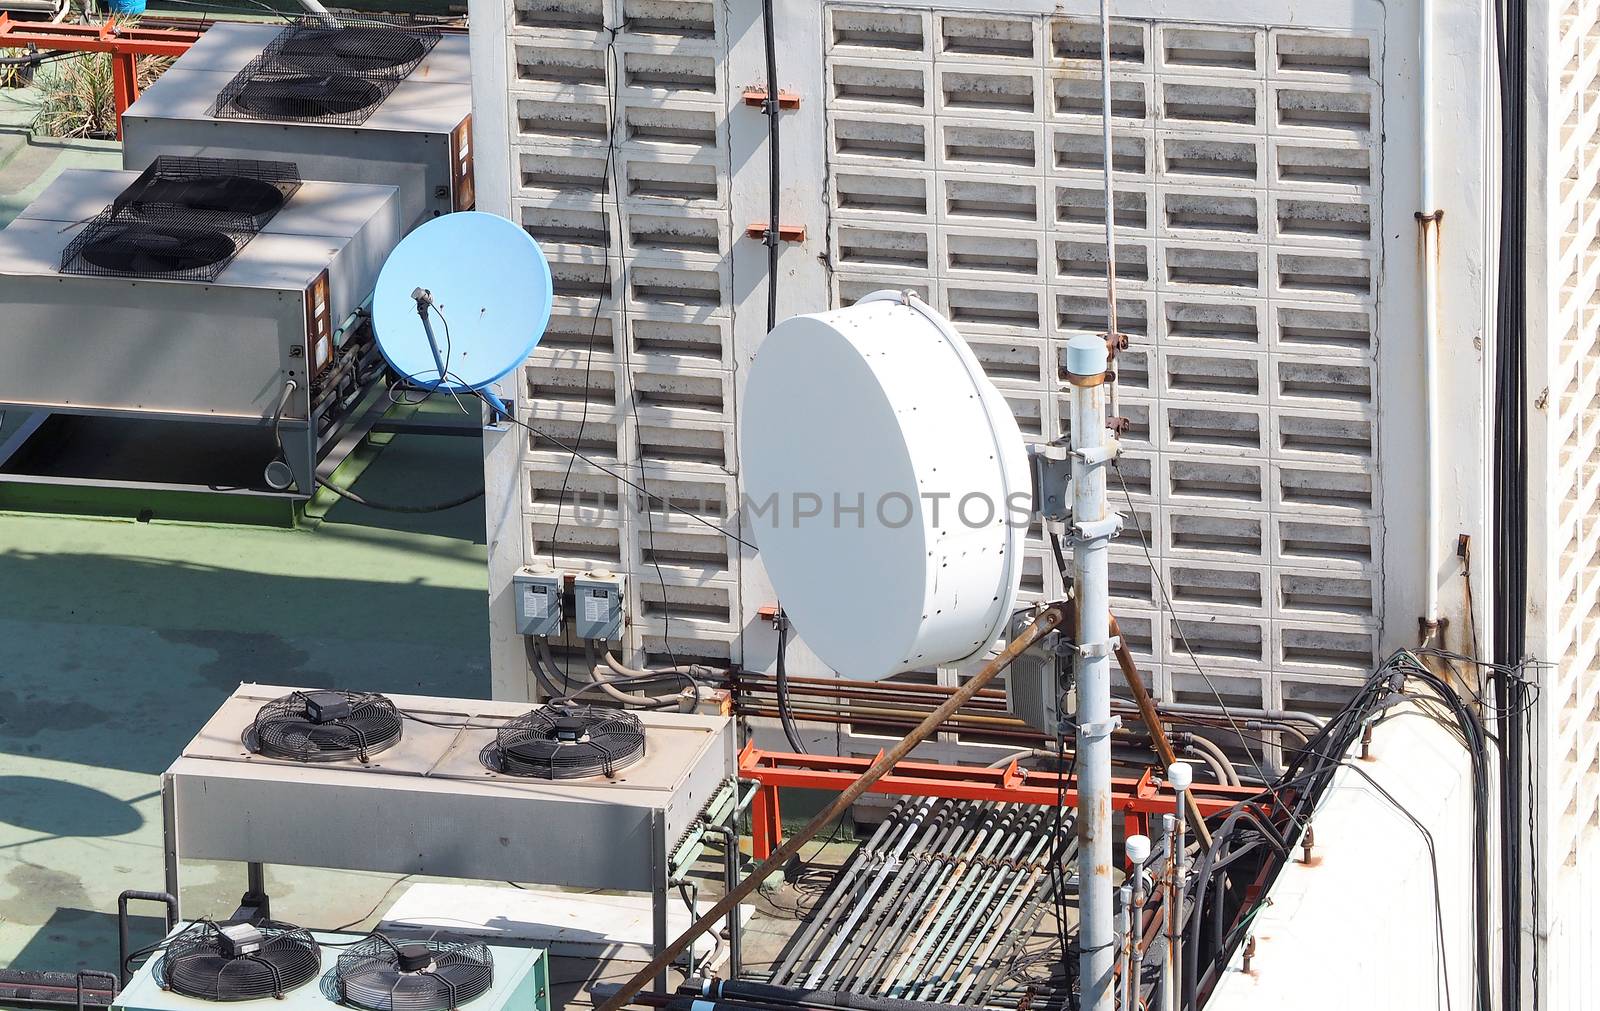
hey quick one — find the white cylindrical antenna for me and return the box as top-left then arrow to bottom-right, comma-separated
1167,761 -> 1193,793
1125,833 -> 1151,865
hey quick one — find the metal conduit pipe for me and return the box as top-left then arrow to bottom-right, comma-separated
691,981 -> 977,1011
848,802 -> 979,993
943,820 -> 1052,994
823,800 -> 960,991
891,803 -> 1011,996
939,810 -> 1054,1003
1156,701 -> 1324,731
801,797 -> 938,988
1245,718 -> 1311,747
738,698 -> 1028,730
769,673 -> 1008,699
891,805 -> 1016,998
971,837 -> 1073,1007
950,834 -> 1054,1005
874,804 -> 999,996
769,800 -> 912,983
822,812 -> 943,989
920,807 -> 1041,1001
749,673 -> 1325,733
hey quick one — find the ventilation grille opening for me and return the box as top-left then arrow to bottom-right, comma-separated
60,157 -> 302,281
245,690 -> 403,764
213,17 -> 441,126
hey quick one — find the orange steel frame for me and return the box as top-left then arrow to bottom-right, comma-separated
0,15 -> 202,138
739,743 -> 1266,862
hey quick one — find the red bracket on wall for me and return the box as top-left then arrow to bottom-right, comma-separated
741,87 -> 801,109
746,222 -> 807,243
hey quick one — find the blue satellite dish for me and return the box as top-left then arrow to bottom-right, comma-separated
371,212 -> 553,399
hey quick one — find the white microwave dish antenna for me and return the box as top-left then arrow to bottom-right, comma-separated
739,290 -> 1029,680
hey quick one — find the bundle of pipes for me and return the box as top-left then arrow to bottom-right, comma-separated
597,979 -> 1002,1011
761,797 -> 1073,1011
731,674 -> 1320,785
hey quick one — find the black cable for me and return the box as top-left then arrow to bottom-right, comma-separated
315,474 -> 484,513
549,20 -> 624,566
761,0 -> 781,334
774,608 -> 807,754
1047,697 -> 1075,995
0,49 -> 71,67
477,392 -> 756,550
1491,0 -> 1530,1005
1182,653 -> 1491,1011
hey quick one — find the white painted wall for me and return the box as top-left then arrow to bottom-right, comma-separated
1205,697 -> 1480,1010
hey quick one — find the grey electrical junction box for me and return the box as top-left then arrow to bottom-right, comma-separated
574,572 -> 625,642
513,568 -> 563,637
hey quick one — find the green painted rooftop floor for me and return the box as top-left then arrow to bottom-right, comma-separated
0,91 -> 817,1004
0,90 -> 501,981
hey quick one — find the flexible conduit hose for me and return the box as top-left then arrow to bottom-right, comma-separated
1181,734 -> 1239,787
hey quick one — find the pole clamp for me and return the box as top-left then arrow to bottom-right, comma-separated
1071,440 -> 1122,466
1074,636 -> 1121,659
1071,515 -> 1123,542
1078,717 -> 1122,740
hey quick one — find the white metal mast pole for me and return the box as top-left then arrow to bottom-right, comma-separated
1074,3 -> 1124,1010
1068,330 -> 1118,1011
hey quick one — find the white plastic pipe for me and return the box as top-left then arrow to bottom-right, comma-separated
1126,834 -> 1151,1011
1167,762 -> 1192,1006
1418,0 -> 1443,640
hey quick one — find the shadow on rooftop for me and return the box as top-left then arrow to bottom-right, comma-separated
4,907 -> 167,977
0,550 -> 489,776
0,777 -> 142,839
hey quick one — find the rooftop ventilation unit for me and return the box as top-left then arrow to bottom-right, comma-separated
0,166 -> 401,497
161,686 -> 736,972
121,21 -> 472,229
114,923 -> 548,1011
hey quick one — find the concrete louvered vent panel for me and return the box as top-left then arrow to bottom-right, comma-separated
1541,0 -> 1600,990
823,7 -> 1384,718
502,0 -> 738,668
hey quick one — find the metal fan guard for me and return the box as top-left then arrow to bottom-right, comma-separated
212,17 -> 442,126
247,690 -> 403,763
334,934 -> 493,1011
159,920 -> 322,1001
483,706 -> 647,780
60,156 -> 302,281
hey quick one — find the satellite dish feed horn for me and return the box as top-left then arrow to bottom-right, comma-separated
371,211 -> 554,416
